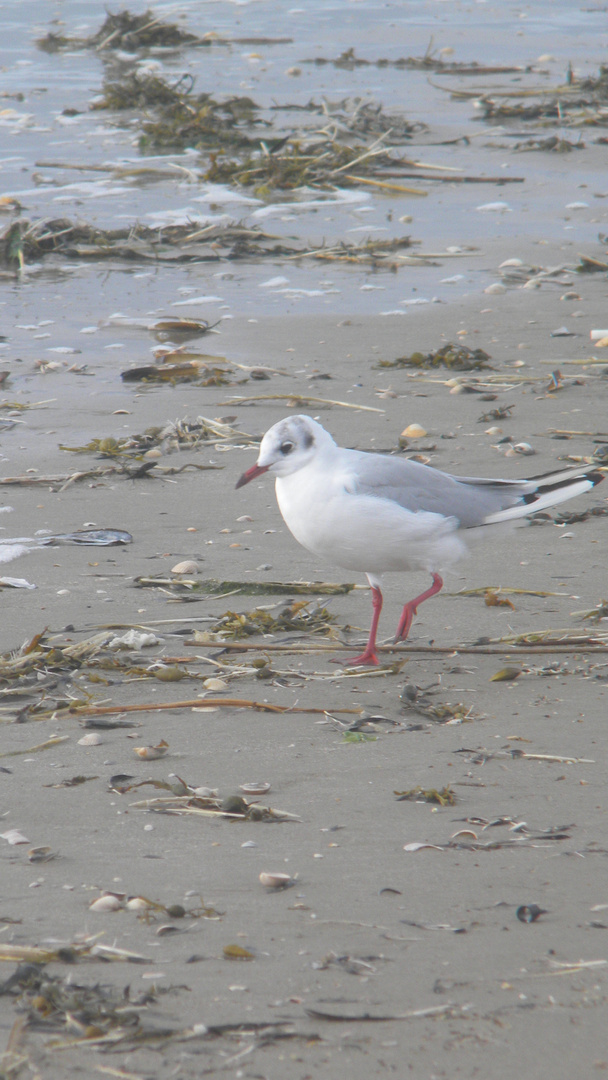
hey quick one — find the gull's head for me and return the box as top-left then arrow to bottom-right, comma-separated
236,415 -> 333,488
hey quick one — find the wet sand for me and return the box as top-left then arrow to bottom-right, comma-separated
2,2 -> 608,1077
1,289 -> 607,1079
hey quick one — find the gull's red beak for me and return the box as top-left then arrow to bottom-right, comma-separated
235,463 -> 270,489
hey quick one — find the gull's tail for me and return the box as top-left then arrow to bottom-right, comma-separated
481,466 -> 604,524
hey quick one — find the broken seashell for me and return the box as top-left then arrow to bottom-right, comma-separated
134,740 -> 169,760
259,871 -> 293,889
484,427 -> 502,436
0,829 -> 29,846
400,423 -> 427,439
240,782 -> 271,795
89,894 -> 124,913
507,442 -> 535,456
484,282 -> 507,295
171,559 -> 199,574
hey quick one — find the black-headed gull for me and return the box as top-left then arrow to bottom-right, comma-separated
237,415 -> 603,666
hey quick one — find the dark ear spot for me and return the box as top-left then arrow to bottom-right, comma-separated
302,430 -> 314,449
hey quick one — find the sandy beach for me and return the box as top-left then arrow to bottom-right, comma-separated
1,2 -> 608,1077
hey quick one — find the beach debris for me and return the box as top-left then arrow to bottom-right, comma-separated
400,423 -> 427,439
259,871 -> 293,889
134,576 -> 355,596
203,601 -> 337,642
405,817 -> 574,853
108,630 -> 162,650
89,893 -> 125,913
0,736 -> 69,760
0,576 -> 36,589
134,740 -> 169,760
128,788 -> 301,822
37,10 -> 206,52
217,392 -> 385,412
171,560 -> 200,575
378,343 -> 492,370
394,786 -> 456,806
490,666 -> 523,682
572,600 -> 608,623
516,904 -> 547,923
77,730 -> 103,747
44,775 -> 98,789
4,217 -> 404,270
1,829 -> 30,846
223,944 -> 255,960
241,782 -> 271,796
27,846 -> 56,863
0,528 -> 132,551
484,589 -> 516,609
399,685 -> 481,725
302,45 -> 528,76
469,63 -> 608,129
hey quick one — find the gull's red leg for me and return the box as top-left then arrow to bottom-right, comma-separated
345,585 -> 383,666
394,573 -> 443,643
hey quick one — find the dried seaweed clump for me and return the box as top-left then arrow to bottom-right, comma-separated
0,217 -> 300,271
476,65 -> 608,128
379,343 -> 492,371
93,72 -> 264,153
209,602 -> 336,640
37,9 -> 202,53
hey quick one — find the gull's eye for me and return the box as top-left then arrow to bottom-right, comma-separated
280,441 -> 294,455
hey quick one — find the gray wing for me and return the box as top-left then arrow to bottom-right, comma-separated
343,450 -> 527,527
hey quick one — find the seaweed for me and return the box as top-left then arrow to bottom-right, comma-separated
0,217 -> 413,270
38,10 -> 208,53
378,343 -> 492,371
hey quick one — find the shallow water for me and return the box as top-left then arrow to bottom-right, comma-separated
1,0 -> 607,473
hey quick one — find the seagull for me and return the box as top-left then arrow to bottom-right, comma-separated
236,415 -> 604,666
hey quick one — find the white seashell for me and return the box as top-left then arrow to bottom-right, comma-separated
203,677 -> 228,691
499,258 -> 523,268
240,782 -> 271,795
476,202 -> 511,212
259,872 -> 293,889
400,423 -> 427,439
484,427 -> 502,435
143,447 -> 162,460
0,829 -> 29,846
78,733 -> 102,746
89,894 -> 124,913
522,279 -> 541,289
171,559 -> 199,574
484,283 -> 507,295
126,896 -> 153,912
